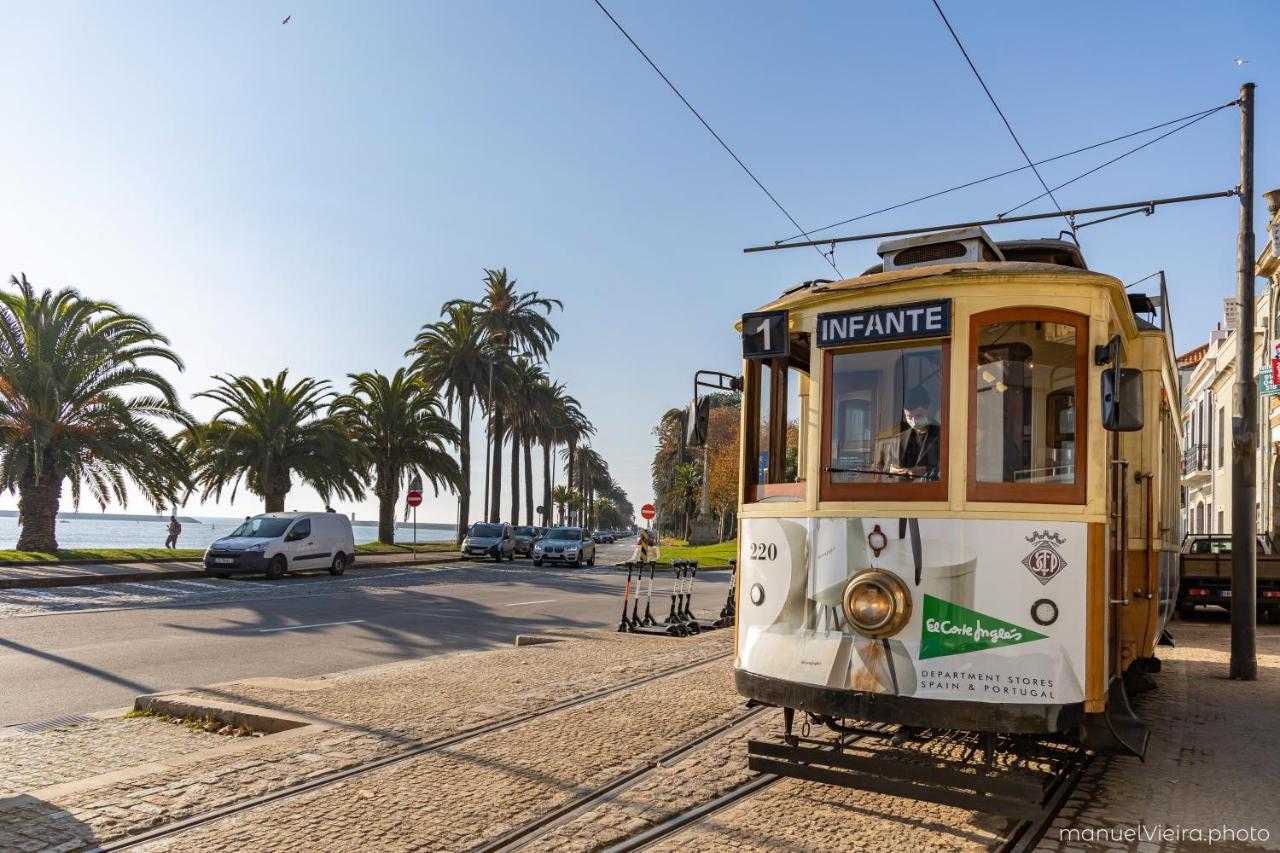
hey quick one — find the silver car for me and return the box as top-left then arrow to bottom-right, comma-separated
461,522 -> 515,562
513,525 -> 540,556
532,527 -> 596,567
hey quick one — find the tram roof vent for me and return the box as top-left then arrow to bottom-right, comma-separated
876,226 -> 1003,271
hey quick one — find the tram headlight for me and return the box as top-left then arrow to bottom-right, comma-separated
842,570 -> 912,638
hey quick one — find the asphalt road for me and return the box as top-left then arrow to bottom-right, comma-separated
0,541 -> 733,726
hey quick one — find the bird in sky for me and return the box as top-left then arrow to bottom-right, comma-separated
282,15 -> 291,25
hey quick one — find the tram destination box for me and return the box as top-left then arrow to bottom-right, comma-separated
818,298 -> 951,348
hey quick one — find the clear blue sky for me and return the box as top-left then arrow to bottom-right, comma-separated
0,1 -> 1275,525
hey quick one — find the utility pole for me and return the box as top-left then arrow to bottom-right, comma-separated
1231,81 -> 1258,681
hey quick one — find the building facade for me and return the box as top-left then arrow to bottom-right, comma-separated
1180,189 -> 1280,540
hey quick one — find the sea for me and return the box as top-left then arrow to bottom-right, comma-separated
0,515 -> 454,550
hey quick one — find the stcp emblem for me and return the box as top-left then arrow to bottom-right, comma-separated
1021,531 -> 1068,585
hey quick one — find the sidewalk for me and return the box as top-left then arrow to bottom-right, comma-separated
0,549 -> 463,590
1033,614 -> 1280,852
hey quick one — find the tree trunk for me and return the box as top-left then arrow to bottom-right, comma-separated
510,436 -> 520,526
489,411 -> 504,523
456,392 -> 472,543
523,439 -> 534,526
565,440 -> 576,523
377,470 -> 397,545
541,441 -> 552,527
265,463 -> 290,514
16,464 -> 63,552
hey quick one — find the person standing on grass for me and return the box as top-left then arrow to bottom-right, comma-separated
165,514 -> 182,549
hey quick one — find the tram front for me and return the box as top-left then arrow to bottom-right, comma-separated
733,229 -> 1178,761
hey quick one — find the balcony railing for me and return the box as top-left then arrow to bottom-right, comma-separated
1182,444 -> 1210,476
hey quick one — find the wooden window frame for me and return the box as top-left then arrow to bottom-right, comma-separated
741,347 -> 811,504
819,339 -> 950,503
966,307 -> 1088,505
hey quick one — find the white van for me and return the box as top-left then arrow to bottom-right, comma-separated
203,512 -> 357,580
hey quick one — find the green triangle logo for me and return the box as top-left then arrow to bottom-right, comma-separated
919,594 -> 1047,660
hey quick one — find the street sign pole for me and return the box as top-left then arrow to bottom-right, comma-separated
406,486 -> 424,559
1231,82 -> 1257,681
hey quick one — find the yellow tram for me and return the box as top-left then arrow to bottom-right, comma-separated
732,227 -> 1180,767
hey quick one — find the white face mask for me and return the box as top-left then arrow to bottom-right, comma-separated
904,411 -> 930,429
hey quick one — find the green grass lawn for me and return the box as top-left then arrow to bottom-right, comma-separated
354,541 -> 456,554
0,547 -> 208,563
0,540 -> 457,564
651,538 -> 737,567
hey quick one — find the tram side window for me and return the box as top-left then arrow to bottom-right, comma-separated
821,342 -> 947,500
969,309 -> 1087,503
744,339 -> 810,503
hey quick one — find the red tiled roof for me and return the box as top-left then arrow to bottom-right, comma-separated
1177,342 -> 1210,368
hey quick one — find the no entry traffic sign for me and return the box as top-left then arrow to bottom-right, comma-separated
406,490 -> 423,508
641,503 -> 656,520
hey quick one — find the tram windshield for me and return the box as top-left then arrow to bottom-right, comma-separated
970,310 -> 1086,502
824,342 -> 946,498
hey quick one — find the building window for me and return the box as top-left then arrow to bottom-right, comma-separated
1196,502 -> 1205,533
1218,407 -> 1225,468
1218,510 -> 1224,533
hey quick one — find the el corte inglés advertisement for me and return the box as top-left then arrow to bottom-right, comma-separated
736,516 -> 1086,704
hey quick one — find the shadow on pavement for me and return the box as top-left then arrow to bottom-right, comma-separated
0,793 -> 96,852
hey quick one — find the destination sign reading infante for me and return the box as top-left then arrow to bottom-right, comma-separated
817,298 -> 951,347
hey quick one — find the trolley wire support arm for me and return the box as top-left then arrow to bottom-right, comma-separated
743,189 -> 1239,255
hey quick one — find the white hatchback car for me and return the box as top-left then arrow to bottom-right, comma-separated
204,512 -> 356,580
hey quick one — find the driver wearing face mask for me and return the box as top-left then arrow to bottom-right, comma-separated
889,387 -> 940,481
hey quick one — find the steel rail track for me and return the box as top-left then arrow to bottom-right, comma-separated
600,724 -> 1084,853
474,705 -> 771,853
996,752 -> 1091,853
90,651 -> 732,852
600,725 -> 890,853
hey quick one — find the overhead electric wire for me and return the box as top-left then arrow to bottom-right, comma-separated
774,101 -> 1234,244
930,0 -> 1076,237
998,101 -> 1236,218
590,0 -> 842,276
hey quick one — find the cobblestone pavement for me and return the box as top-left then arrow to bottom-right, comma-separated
7,617 -> 1272,852
141,661 -> 745,851
0,717 -> 227,796
0,630 -> 731,851
0,563 -> 622,619
1033,615 -> 1280,852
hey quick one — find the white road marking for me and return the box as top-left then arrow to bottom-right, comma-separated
503,599 -> 557,607
258,619 -> 366,633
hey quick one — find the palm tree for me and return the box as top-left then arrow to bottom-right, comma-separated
668,462 -> 702,539
0,274 -> 191,552
530,380 -> 583,528
409,304 -> 489,542
185,371 -> 364,513
552,484 -> 572,526
504,358 -> 546,527
566,445 -> 609,527
331,369 -> 463,544
447,268 -> 561,521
